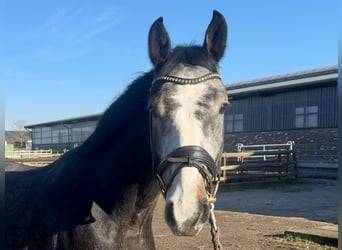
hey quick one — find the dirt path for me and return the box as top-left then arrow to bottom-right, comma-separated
153,179 -> 338,249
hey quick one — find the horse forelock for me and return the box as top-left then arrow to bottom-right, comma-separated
155,46 -> 219,78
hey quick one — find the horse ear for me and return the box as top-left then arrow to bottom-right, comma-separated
203,10 -> 228,62
148,17 -> 172,69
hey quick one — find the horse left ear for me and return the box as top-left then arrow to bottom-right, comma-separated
203,10 -> 228,62
148,17 -> 172,69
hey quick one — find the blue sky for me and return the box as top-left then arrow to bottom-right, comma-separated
3,0 -> 338,130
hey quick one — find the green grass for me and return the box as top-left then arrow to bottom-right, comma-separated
278,233 -> 338,249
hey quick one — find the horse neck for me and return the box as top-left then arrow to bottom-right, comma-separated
78,70 -> 160,214
82,71 -> 154,155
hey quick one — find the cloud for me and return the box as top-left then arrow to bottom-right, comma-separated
21,6 -> 122,62
45,7 -> 70,28
45,6 -> 121,44
76,9 -> 121,44
72,17 -> 120,44
95,11 -> 118,24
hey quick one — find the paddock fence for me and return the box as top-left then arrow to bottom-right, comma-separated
5,149 -> 64,167
220,141 -> 298,182
5,142 -> 304,181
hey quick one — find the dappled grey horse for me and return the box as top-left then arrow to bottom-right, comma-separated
6,10 -> 228,250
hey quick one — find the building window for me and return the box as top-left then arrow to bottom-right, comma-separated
225,114 -> 243,132
32,128 -> 42,144
81,126 -> 95,141
58,129 -> 69,143
71,127 -> 82,143
52,130 -> 59,143
295,106 -> 318,128
41,127 -> 52,144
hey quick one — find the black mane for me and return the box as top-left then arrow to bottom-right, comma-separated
81,71 -> 154,154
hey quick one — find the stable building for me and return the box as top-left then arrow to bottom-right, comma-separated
25,114 -> 101,152
224,65 -> 338,168
25,65 -> 338,169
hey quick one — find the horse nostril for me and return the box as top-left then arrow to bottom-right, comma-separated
165,202 -> 176,228
199,199 -> 210,223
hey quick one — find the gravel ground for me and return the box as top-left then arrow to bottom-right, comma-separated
153,179 -> 338,250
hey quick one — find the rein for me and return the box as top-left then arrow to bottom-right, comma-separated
149,72 -> 223,250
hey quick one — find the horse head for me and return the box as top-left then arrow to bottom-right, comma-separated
148,10 -> 228,236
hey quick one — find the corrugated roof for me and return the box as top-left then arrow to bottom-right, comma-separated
226,65 -> 338,91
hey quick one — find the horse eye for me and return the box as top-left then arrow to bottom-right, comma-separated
219,101 -> 229,113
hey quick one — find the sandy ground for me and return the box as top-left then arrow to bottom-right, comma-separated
152,179 -> 338,250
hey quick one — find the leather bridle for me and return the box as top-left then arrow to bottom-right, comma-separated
156,145 -> 221,199
149,72 -> 223,201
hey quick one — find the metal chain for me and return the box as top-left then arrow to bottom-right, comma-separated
209,202 -> 222,250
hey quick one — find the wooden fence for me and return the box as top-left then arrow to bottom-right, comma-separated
5,149 -> 64,167
5,144 -> 297,179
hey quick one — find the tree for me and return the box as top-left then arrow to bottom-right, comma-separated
13,120 -> 28,149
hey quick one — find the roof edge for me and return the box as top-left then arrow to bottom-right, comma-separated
225,65 -> 338,92
24,113 -> 103,129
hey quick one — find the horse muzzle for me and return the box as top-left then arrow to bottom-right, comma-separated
165,197 -> 210,236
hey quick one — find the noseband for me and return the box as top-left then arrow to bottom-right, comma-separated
149,72 -> 223,200
156,146 -> 221,200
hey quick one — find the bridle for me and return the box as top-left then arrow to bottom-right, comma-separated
150,72 -> 222,199
155,145 -> 221,201
149,72 -> 223,249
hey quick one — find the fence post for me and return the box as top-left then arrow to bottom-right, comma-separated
236,143 -> 243,163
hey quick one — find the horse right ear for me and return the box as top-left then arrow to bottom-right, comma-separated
148,17 -> 171,69
203,10 -> 227,62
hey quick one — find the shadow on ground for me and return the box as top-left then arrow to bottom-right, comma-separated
215,178 -> 338,223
